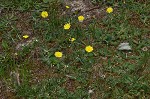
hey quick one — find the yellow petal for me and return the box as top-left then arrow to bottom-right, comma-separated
78,16 -> 85,22
106,7 -> 113,13
23,35 -> 29,39
69,38 -> 76,42
64,23 -> 71,30
54,51 -> 63,58
66,6 -> 70,9
85,45 -> 93,52
41,11 -> 48,18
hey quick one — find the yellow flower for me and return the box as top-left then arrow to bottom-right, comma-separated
69,38 -> 76,42
85,45 -> 93,53
54,51 -> 63,58
41,11 -> 48,18
78,15 -> 85,22
64,23 -> 71,30
23,35 -> 29,39
106,7 -> 113,13
66,6 -> 70,9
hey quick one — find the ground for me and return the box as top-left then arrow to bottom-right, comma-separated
0,0 -> 150,99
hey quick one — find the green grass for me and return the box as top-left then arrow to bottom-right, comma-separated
0,0 -> 150,98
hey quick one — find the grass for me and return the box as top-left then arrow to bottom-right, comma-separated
0,0 -> 150,98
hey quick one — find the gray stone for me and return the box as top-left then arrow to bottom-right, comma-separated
118,42 -> 132,50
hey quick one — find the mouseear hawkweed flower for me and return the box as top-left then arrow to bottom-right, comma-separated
106,7 -> 113,13
78,15 -> 85,22
69,38 -> 76,42
41,11 -> 48,18
64,23 -> 71,30
54,51 -> 63,58
23,35 -> 29,39
66,5 -> 70,9
85,45 -> 93,53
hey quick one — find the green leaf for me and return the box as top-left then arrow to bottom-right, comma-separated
43,0 -> 49,3
43,0 -> 55,3
2,40 -> 9,49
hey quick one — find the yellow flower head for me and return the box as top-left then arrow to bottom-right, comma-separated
64,23 -> 71,30
41,11 -> 48,18
85,45 -> 93,53
69,38 -> 76,42
23,35 -> 29,39
66,6 -> 70,9
54,51 -> 63,58
78,15 -> 85,22
106,7 -> 113,13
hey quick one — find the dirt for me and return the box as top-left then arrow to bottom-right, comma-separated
128,12 -> 148,28
63,78 -> 80,92
92,59 -> 106,79
0,80 -> 16,99
15,12 -> 32,33
28,60 -> 61,85
63,0 -> 107,22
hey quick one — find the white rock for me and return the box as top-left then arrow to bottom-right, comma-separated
88,89 -> 93,94
118,42 -> 132,50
